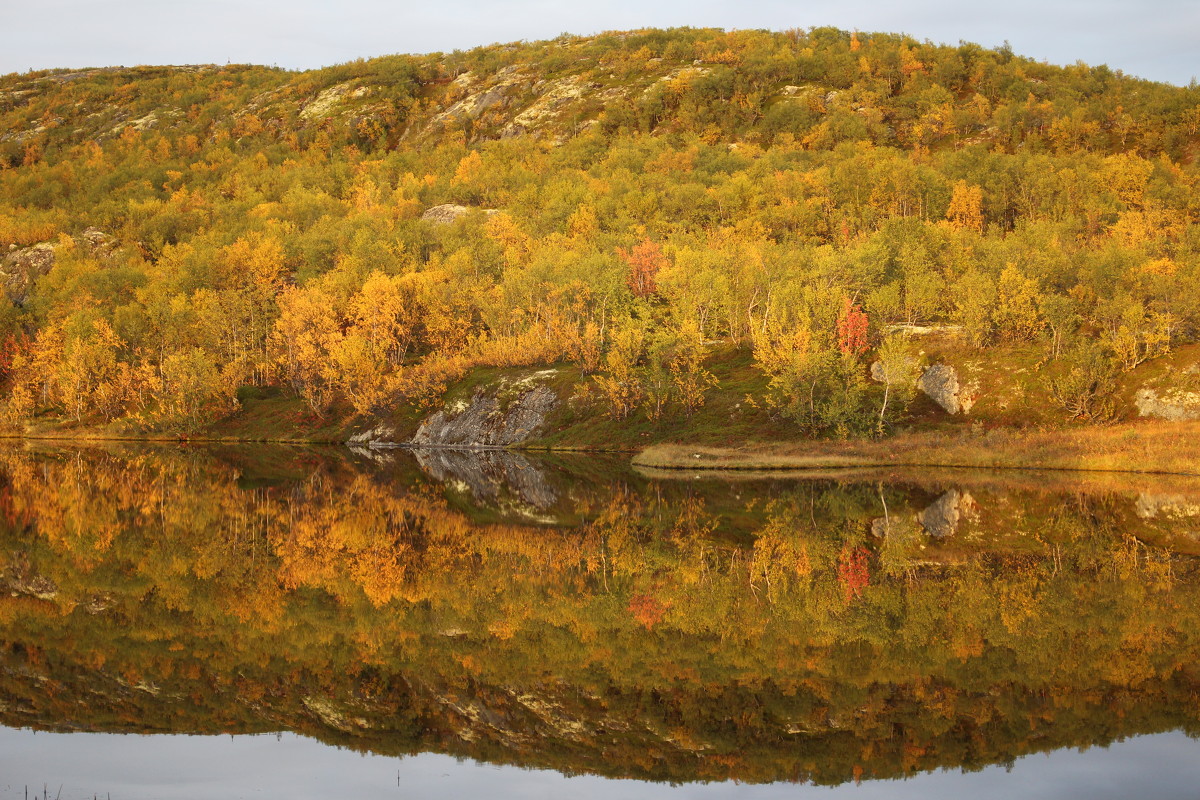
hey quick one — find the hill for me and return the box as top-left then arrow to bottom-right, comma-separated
1,27 -> 1199,441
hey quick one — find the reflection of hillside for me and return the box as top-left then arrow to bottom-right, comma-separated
1,444 -> 1199,785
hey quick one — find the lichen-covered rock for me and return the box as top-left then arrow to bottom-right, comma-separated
347,423 -> 398,446
917,364 -> 962,414
411,378 -> 560,448
0,228 -> 118,305
420,204 -> 497,224
0,241 -> 56,304
299,82 -> 355,120
425,65 -> 527,133
501,75 -> 590,138
1135,387 -> 1200,421
80,226 -> 117,255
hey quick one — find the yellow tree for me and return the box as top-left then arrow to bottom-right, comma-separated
272,284 -> 341,414
945,180 -> 984,233
594,325 -> 645,420
993,265 -> 1044,343
326,332 -> 390,415
217,232 -> 289,384
669,321 -> 717,416
55,319 -> 128,422
153,347 -> 239,432
349,271 -> 419,366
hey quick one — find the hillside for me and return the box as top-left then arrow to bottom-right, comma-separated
1,27 -> 1199,441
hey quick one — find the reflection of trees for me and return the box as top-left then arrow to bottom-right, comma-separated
1,446 -> 1199,785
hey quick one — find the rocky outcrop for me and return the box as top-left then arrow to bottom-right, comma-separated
80,226 -> 117,255
300,82 -> 372,120
917,364 -> 979,414
1,241 -> 56,304
870,358 -> 978,415
347,423 -> 399,447
1135,387 -> 1200,421
1,228 -> 118,305
917,364 -> 961,414
425,65 -> 528,134
411,375 -> 560,448
420,204 -> 498,224
501,75 -> 591,138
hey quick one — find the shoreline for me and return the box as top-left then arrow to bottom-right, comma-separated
631,422 -> 1200,477
3,421 -> 1199,479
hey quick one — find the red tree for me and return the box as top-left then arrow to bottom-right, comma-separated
837,298 -> 869,356
618,239 -> 667,298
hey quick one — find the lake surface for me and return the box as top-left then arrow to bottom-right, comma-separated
1,442 -> 1199,798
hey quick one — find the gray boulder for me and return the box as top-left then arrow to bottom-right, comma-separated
411,381 -> 559,448
918,364 -> 961,414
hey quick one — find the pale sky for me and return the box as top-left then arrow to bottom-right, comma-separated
2,0 -> 1197,86
3,727 -> 1200,800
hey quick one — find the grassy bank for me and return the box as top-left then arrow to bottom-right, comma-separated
4,342 -> 1197,471
633,422 -> 1200,476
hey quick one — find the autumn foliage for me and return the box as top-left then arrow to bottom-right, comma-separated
618,239 -> 668,299
0,29 -> 1194,434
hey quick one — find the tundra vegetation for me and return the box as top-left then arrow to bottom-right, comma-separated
0,27 -> 1198,439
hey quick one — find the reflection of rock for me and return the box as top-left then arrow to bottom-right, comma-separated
1136,493 -> 1200,519
303,696 -> 370,732
412,376 -> 560,448
346,444 -> 397,464
413,448 -> 558,512
1135,388 -> 1200,421
3,554 -> 58,600
917,490 -> 978,539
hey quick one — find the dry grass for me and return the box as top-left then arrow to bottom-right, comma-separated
632,421 -> 1200,476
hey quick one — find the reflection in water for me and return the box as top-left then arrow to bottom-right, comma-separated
1,443 -> 1199,790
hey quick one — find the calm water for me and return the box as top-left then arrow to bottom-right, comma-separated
1,443 -> 1199,798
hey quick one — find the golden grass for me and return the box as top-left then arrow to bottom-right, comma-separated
632,421 -> 1200,476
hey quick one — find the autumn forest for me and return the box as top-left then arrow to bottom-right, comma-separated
1,26 -> 1198,438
